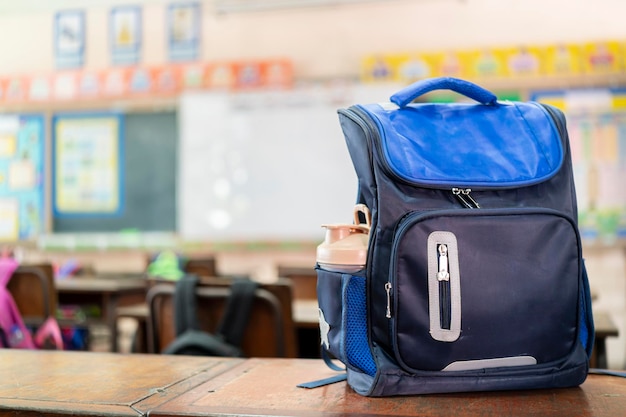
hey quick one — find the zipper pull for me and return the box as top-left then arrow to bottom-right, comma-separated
452,188 -> 481,209
385,282 -> 392,318
437,244 -> 450,281
462,188 -> 481,209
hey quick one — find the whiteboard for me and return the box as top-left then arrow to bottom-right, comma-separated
178,83 -> 402,241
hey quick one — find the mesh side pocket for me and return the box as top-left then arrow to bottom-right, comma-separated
345,275 -> 376,376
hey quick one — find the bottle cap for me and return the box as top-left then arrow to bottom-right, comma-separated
316,204 -> 371,272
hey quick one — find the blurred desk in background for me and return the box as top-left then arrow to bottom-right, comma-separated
56,276 -> 147,352
592,311 -> 619,369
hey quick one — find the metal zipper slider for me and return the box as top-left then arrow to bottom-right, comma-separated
461,188 -> 481,209
452,188 -> 480,209
385,282 -> 392,318
437,243 -> 452,330
437,244 -> 450,281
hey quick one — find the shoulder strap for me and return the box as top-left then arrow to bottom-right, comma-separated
216,278 -> 259,347
173,274 -> 201,335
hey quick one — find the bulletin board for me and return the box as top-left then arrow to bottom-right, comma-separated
532,88 -> 626,242
53,113 -> 124,217
53,111 -> 177,232
0,114 -> 45,241
178,83 -> 402,242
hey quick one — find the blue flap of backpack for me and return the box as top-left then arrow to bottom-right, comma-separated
357,101 -> 564,188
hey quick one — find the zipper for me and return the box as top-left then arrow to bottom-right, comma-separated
385,282 -> 392,318
437,244 -> 451,330
452,188 -> 481,209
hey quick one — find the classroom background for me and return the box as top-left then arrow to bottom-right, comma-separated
0,0 -> 625,368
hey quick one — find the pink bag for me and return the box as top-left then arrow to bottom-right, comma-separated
0,257 -> 63,350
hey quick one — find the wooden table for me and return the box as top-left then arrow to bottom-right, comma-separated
1,351 -> 625,417
150,359 -> 626,417
56,277 -> 148,352
0,350 -> 241,417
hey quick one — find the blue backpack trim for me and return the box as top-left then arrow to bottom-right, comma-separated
345,275 -> 376,376
358,79 -> 564,189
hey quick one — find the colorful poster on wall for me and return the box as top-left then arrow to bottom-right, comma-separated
0,59 -> 292,105
544,44 -> 584,76
505,46 -> 544,77
53,114 -> 123,216
110,6 -> 142,65
54,10 -> 85,69
167,2 -> 201,62
582,41 -> 624,74
532,89 -> 626,242
361,39 -> 626,83
0,115 -> 45,241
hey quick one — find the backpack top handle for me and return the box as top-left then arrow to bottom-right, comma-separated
390,77 -> 498,108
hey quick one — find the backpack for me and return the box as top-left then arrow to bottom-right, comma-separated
162,275 -> 258,356
0,257 -> 63,350
313,77 -> 595,396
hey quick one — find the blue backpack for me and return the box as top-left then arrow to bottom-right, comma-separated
313,77 -> 595,396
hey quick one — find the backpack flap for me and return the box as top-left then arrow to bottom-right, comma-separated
357,77 -> 564,189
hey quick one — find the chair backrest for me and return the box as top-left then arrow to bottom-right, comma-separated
183,257 -> 217,277
277,265 -> 317,301
6,264 -> 57,323
147,277 -> 298,358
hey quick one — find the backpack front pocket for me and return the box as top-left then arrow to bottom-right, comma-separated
386,208 -> 582,372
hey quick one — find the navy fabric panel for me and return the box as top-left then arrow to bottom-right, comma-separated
338,111 -> 377,208
316,267 -> 346,363
363,343 -> 588,396
390,210 -> 580,372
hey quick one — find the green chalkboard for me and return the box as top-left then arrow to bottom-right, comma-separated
53,111 -> 177,232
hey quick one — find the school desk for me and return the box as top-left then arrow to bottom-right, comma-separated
56,277 -> 147,352
1,350 -> 625,417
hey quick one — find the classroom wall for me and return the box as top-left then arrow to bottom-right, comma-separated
0,0 -> 626,79
4,0 -> 626,368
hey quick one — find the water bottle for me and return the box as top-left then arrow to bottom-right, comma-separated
317,204 -> 371,273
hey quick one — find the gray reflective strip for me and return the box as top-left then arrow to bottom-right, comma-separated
442,356 -> 537,372
427,231 -> 461,342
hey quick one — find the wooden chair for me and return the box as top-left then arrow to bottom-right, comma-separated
183,257 -> 217,277
146,277 -> 298,358
7,263 -> 57,326
118,255 -> 219,353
